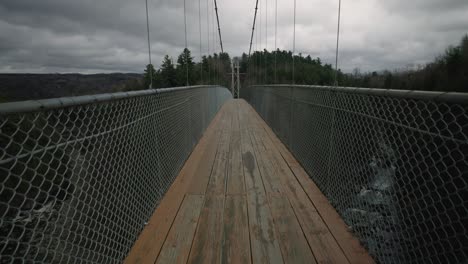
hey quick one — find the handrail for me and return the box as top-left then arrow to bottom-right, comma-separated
248,84 -> 468,103
0,85 -> 221,114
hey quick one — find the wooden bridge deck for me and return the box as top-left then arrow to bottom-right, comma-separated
125,99 -> 373,264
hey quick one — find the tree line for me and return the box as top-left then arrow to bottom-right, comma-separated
143,48 -> 232,89
144,34 -> 467,92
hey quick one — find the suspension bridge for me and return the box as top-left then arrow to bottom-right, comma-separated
1,0 -> 467,264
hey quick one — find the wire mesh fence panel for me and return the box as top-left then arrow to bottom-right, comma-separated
243,85 -> 468,264
0,86 -> 232,263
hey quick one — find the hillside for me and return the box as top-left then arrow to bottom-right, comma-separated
0,73 -> 145,103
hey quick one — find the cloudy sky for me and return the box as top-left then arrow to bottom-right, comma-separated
0,0 -> 467,73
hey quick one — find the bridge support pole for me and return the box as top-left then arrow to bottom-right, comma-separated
231,59 -> 241,98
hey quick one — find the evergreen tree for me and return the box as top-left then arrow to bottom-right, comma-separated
160,55 -> 177,87
176,48 -> 195,86
144,64 -> 156,89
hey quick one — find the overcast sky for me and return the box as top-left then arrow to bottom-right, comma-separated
0,0 -> 467,73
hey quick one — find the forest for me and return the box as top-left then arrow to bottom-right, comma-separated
145,34 -> 468,93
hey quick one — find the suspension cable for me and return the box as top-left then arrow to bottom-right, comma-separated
184,0 -> 189,86
265,0 -> 268,52
292,0 -> 296,84
248,0 -> 260,57
334,0 -> 342,86
206,0 -> 211,84
259,0 -> 262,83
265,0 -> 268,83
274,0 -> 278,83
256,13 -> 259,84
198,0 -> 203,84
213,0 -> 224,53
145,0 -> 153,89
211,0 -> 218,84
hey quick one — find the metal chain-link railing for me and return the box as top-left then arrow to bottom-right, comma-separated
0,85 -> 231,263
243,85 -> 468,264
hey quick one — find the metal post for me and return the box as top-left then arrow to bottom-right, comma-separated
231,61 -> 235,96
236,62 -> 240,98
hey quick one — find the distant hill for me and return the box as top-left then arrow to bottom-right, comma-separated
0,73 -> 145,103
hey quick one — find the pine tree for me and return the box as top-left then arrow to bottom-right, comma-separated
144,64 -> 156,89
160,55 -> 177,87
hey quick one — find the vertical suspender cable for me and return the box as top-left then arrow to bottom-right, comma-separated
247,0 -> 259,85
145,0 -> 153,89
213,0 -> 224,53
259,0 -> 262,83
198,0 -> 203,84
256,15 -> 259,84
265,0 -> 268,83
206,0 -> 211,84
211,0 -> 217,84
292,0 -> 296,84
334,0 -> 342,86
184,0 -> 189,86
274,0 -> 278,84
248,0 -> 259,57
265,0 -> 268,51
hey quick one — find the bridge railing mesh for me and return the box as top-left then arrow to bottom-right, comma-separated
243,85 -> 468,264
0,86 -> 232,263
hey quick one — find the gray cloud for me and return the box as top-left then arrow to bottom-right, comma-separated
0,0 -> 467,73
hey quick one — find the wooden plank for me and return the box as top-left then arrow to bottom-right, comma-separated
188,195 -> 225,264
205,103 -> 232,195
227,123 -> 244,194
290,165 -> 374,264
248,125 -> 283,196
156,195 -> 205,264
124,104 -> 226,264
187,128 -> 221,194
246,191 -> 284,264
221,195 -> 251,264
254,124 -> 350,264
238,105 -> 284,264
244,99 -> 374,264
239,119 -> 264,194
206,130 -> 231,195
268,195 -> 316,264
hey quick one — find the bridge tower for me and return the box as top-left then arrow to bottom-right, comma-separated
231,58 -> 241,98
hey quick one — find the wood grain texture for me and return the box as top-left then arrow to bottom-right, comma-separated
244,100 -> 374,264
268,195 -> 316,264
187,195 -> 225,264
124,102 -> 226,264
222,195 -> 251,264
246,191 -> 284,264
156,195 -> 204,264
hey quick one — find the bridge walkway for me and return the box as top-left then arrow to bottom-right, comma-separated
125,99 -> 373,264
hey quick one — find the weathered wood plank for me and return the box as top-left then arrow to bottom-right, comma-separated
268,195 -> 316,264
188,195 -> 225,264
227,130 -> 244,195
206,102 -> 232,196
222,195 -> 251,264
255,125 -> 350,264
124,103 -> 226,264
187,128 -> 221,195
156,195 -> 205,264
244,99 -> 374,264
290,165 -> 374,264
239,103 -> 283,264
246,191 -> 284,264
248,128 -> 283,197
239,112 -> 264,194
